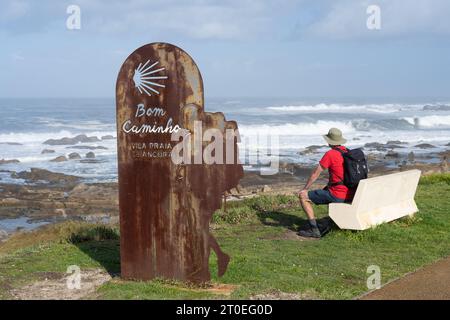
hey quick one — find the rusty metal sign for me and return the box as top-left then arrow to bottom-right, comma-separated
116,43 -> 243,282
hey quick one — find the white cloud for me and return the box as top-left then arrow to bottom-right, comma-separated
0,0 -> 284,39
0,0 -> 30,22
305,0 -> 450,39
2,0 -> 450,40
73,0 -> 290,40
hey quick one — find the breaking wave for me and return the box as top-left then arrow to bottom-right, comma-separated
266,103 -> 422,114
403,115 -> 450,129
0,130 -> 116,144
239,120 -> 355,136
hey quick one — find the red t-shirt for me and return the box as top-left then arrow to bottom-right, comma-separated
319,146 -> 355,201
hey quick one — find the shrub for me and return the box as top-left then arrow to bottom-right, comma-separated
212,195 -> 299,225
68,225 -> 119,243
212,206 -> 256,224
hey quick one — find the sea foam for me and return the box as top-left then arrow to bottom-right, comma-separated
403,115 -> 450,129
239,120 -> 355,136
266,103 -> 422,114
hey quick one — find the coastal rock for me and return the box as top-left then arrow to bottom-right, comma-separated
1,197 -> 21,205
408,152 -> 415,163
229,186 -> 242,196
54,208 -> 67,218
44,137 -> 77,146
293,164 -> 313,178
85,152 -> 96,159
43,134 -> 100,146
0,229 -> 8,241
387,140 -> 408,145
385,151 -> 399,158
240,171 -> 300,192
385,144 -> 405,149
364,142 -> 386,150
41,149 -> 55,154
365,142 -> 405,151
11,168 -> 80,184
80,159 -> 104,164
68,152 -> 81,160
76,134 -> 101,143
66,145 -> 108,150
298,145 -> 325,156
415,143 -> 435,149
0,142 -> 22,146
399,163 -> 446,175
366,153 -> 380,161
50,156 -> 68,162
0,175 -> 118,220
298,149 -> 314,156
279,162 -> 294,174
69,183 -> 119,207
0,159 -> 20,165
441,150 -> 450,159
101,135 -> 115,140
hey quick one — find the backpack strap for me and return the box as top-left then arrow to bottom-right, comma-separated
328,147 -> 346,187
333,147 -> 346,154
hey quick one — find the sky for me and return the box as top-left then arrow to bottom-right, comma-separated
0,0 -> 450,99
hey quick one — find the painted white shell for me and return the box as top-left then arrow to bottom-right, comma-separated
133,60 -> 168,96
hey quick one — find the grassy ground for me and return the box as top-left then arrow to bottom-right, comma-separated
0,173 -> 449,300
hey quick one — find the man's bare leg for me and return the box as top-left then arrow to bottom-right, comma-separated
298,190 -> 321,238
299,190 -> 315,219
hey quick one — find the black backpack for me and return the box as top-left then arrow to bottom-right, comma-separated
333,148 -> 368,189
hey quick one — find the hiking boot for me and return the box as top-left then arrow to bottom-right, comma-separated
317,218 -> 332,237
298,226 -> 321,238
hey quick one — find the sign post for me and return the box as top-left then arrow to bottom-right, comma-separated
116,43 -> 243,283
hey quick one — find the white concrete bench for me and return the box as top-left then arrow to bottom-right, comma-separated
329,170 -> 422,230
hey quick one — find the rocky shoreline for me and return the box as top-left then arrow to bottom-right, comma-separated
0,177 -> 119,241
0,142 -> 449,241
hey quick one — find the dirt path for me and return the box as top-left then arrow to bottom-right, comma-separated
10,269 -> 111,300
360,256 -> 450,300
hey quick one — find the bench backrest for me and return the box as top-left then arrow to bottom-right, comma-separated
351,169 -> 421,212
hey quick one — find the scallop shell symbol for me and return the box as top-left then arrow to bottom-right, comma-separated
132,60 -> 168,96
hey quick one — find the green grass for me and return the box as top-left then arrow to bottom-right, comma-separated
0,174 -> 449,299
418,172 -> 450,185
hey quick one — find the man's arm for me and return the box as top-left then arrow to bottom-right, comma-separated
301,164 -> 324,191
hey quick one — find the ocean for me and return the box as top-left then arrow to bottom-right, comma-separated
0,97 -> 449,184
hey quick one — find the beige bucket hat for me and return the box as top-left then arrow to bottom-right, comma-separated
323,128 -> 347,146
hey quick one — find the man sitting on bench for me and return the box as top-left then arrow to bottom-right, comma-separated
298,128 -> 356,238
